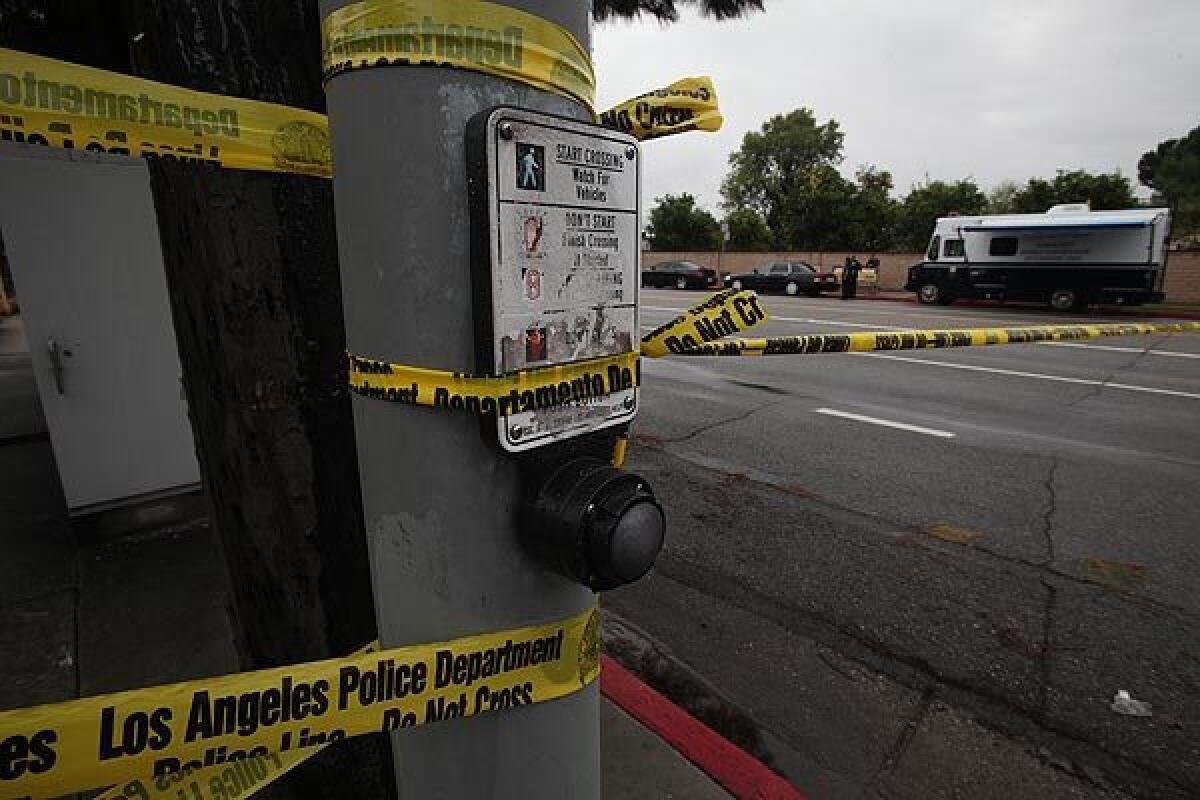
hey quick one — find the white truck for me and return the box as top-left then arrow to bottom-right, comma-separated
904,204 -> 1172,310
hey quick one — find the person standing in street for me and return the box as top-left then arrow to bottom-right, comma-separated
841,255 -> 861,300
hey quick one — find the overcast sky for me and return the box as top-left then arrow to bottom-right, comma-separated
593,0 -> 1200,214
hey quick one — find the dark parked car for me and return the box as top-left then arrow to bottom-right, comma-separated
725,261 -> 839,296
641,261 -> 720,290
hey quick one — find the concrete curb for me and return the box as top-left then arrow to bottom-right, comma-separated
854,292 -> 1200,320
600,655 -> 806,800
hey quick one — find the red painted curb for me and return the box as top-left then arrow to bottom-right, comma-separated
600,654 -> 806,800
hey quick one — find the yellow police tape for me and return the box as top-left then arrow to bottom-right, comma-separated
89,646 -> 390,800
345,290 -> 770,408
665,321 -> 1200,357
347,293 -> 1199,412
0,48 -> 333,177
322,0 -> 595,109
0,607 -> 599,799
611,429 -> 630,469
599,76 -> 723,141
92,747 -> 312,800
347,351 -> 641,411
640,289 -> 769,358
1,43 -> 719,179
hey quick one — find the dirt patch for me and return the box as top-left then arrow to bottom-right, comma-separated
920,523 -> 985,545
1083,558 -> 1148,590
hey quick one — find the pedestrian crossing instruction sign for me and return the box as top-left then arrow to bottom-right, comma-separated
468,107 -> 641,452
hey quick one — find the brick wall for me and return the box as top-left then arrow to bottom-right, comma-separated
1164,251 -> 1200,304
643,250 -> 1200,304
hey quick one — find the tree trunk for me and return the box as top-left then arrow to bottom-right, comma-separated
148,160 -> 392,800
0,0 -> 130,72
2,3 -> 393,797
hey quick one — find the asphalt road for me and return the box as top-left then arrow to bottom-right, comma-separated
607,290 -> 1200,799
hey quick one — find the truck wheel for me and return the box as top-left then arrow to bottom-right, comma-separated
675,277 -> 688,290
731,280 -> 743,291
785,281 -> 800,296
1049,288 -> 1084,312
917,283 -> 947,305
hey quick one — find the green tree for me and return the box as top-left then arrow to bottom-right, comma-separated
786,165 -> 859,250
895,179 -> 988,252
1053,170 -> 1136,209
721,108 -> 852,249
1011,169 -> 1137,213
1139,126 -> 1200,239
987,180 -> 1021,214
1010,178 -> 1056,213
645,193 -> 722,251
724,207 -> 773,251
842,165 -> 899,251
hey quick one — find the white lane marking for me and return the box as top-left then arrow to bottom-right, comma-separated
795,306 -> 1068,326
646,303 -> 1120,331
746,298 -> 1138,326
1039,342 -> 1200,359
708,295 -> 1182,328
775,316 -> 906,330
813,408 -> 956,438
860,353 -> 1200,400
642,306 -> 907,330
644,307 -> 1199,356
643,291 -> 1181,326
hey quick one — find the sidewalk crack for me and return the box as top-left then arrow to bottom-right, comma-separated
637,438 -> 1197,618
872,687 -> 935,783
816,649 -> 860,682
1038,580 -> 1058,718
666,400 -> 784,444
1038,456 -> 1060,567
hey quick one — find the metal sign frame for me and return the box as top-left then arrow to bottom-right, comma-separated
467,106 -> 641,452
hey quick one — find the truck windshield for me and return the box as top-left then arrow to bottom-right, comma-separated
927,235 -> 940,262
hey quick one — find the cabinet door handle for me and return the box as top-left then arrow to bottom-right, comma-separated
47,338 -> 65,395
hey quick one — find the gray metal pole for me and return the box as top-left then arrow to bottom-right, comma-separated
318,2 -> 599,798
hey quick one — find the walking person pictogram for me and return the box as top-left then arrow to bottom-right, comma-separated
516,143 -> 545,191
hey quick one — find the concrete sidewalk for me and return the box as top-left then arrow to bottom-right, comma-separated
0,314 -> 732,799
